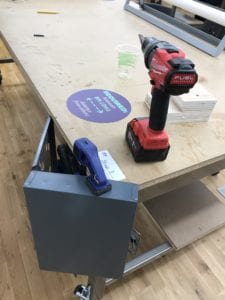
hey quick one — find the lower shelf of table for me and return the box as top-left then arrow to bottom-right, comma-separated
144,181 -> 225,250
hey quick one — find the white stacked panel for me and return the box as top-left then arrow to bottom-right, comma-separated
172,84 -> 217,112
145,93 -> 212,124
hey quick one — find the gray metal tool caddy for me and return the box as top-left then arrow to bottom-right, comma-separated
23,117 -> 138,299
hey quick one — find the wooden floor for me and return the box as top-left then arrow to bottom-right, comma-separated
1,40 -> 225,300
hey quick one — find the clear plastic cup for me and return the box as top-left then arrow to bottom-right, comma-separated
117,44 -> 139,79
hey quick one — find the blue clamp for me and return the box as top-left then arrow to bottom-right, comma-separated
73,138 -> 112,195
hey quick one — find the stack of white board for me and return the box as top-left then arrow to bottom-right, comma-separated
145,84 -> 217,124
172,84 -> 217,112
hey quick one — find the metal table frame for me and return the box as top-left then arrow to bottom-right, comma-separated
106,242 -> 172,286
124,0 -> 225,57
83,242 -> 172,299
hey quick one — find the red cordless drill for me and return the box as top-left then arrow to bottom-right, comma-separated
126,35 -> 198,162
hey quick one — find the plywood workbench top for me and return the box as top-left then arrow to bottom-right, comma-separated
0,0 -> 225,190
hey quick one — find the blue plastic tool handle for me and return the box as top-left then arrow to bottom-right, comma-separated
73,138 -> 112,195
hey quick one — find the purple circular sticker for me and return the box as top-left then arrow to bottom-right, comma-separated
67,89 -> 131,123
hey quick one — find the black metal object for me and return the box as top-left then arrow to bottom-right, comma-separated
199,20 -> 225,39
199,0 -> 223,6
57,143 -> 86,175
0,58 -> 14,64
0,58 -> 14,85
211,171 -> 220,176
142,2 -> 176,17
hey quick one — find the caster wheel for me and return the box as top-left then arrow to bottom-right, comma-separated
74,284 -> 91,300
74,284 -> 85,295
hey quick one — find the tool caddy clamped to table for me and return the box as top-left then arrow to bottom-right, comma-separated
23,117 -> 138,298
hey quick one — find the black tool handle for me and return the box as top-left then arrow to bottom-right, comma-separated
149,88 -> 170,131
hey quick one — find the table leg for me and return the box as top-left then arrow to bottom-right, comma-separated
88,277 -> 106,300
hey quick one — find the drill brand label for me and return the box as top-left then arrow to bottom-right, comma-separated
170,73 -> 197,85
150,56 -> 169,87
67,89 -> 131,123
151,57 -> 169,74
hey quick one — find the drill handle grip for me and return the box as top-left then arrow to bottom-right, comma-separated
149,88 -> 170,131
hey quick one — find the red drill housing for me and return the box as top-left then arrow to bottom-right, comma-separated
126,35 -> 198,162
